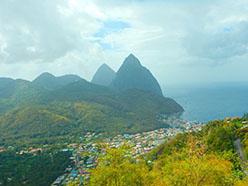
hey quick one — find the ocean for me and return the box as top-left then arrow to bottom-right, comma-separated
163,82 -> 248,123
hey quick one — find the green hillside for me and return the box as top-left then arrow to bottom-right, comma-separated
0,79 -> 45,115
0,79 -> 183,147
84,116 -> 248,186
0,78 -> 16,99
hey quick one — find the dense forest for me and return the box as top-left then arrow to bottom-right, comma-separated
0,148 -> 73,186
69,115 -> 248,186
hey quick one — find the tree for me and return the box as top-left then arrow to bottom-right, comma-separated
88,147 -> 152,186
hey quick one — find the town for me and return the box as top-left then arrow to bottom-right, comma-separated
0,117 -> 203,186
51,118 -> 203,185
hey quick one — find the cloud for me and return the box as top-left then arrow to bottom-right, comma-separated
0,0 -> 101,64
183,21 -> 248,63
0,0 -> 248,84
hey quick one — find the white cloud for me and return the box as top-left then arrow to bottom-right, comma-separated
0,0 -> 248,84
85,3 -> 105,19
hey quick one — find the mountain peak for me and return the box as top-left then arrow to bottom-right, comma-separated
99,64 -> 113,71
101,63 -> 110,68
123,54 -> 141,66
38,72 -> 55,78
112,54 -> 163,96
92,64 -> 116,86
33,72 -> 83,89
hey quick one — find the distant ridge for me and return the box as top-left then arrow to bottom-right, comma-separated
91,64 -> 116,86
0,78 -> 16,98
111,54 -> 163,96
33,72 -> 84,89
0,78 -> 42,101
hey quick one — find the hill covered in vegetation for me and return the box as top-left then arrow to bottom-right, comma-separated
0,76 -> 183,147
72,116 -> 248,186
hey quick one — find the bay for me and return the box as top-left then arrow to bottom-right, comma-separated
163,82 -> 248,123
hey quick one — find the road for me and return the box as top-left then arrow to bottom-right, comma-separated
234,138 -> 247,174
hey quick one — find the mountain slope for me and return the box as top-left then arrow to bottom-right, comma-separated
0,78 -> 16,99
111,54 -> 163,96
0,80 -> 183,147
91,64 -> 116,86
38,81 -> 183,116
0,78 -> 46,115
33,72 -> 83,89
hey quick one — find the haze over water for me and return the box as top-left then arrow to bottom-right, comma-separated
164,82 -> 248,123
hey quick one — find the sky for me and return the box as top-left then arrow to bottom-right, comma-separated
0,0 -> 248,85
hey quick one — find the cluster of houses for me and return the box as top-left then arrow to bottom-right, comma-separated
51,133 -> 101,185
52,118 -> 203,185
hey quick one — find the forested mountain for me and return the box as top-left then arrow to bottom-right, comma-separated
0,54 -> 184,147
111,54 -> 163,96
0,76 -> 183,147
33,72 -> 83,89
0,79 -> 46,115
91,64 -> 116,86
0,78 -> 43,100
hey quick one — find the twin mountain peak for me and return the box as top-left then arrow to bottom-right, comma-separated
19,54 -> 162,96
0,54 -> 183,140
91,54 -> 163,96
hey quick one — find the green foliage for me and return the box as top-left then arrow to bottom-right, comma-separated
0,99 -> 13,115
85,139 -> 248,186
84,118 -> 248,186
242,113 -> 248,120
88,148 -> 152,186
150,140 -> 236,186
0,149 -> 73,186
0,80 -> 183,147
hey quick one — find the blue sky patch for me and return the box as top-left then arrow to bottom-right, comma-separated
224,27 -> 233,32
93,20 -> 130,38
94,40 -> 112,50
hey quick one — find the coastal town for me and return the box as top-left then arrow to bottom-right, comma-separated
50,118 -> 203,185
0,117 -> 203,186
